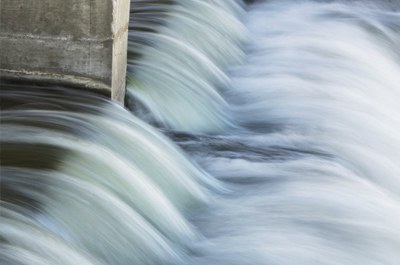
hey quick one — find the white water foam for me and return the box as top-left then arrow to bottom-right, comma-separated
126,0 -> 247,132
186,2 -> 400,264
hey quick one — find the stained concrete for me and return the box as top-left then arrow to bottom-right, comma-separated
0,0 -> 130,103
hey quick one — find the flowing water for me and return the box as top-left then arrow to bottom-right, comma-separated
1,0 -> 400,264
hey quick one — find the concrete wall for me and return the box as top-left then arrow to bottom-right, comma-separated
0,0 -> 130,103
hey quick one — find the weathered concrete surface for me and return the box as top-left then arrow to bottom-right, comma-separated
0,0 -> 130,103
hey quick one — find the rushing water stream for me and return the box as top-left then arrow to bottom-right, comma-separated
1,0 -> 400,264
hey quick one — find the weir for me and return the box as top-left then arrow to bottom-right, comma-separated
0,0 -> 130,103
2,1 -> 400,265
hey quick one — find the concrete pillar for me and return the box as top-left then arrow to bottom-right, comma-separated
0,0 -> 130,103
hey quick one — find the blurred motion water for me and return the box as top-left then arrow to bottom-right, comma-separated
126,0 -> 248,132
181,1 -> 400,264
2,0 -> 400,265
0,85 -> 219,265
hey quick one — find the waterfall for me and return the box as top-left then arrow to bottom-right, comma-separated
126,0 -> 247,132
2,0 -> 400,265
182,1 -> 400,264
0,85 -> 220,265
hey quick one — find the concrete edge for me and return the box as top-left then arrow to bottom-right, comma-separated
0,69 -> 111,95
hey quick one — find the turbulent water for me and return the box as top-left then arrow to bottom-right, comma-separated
126,0 -> 248,132
1,0 -> 400,265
